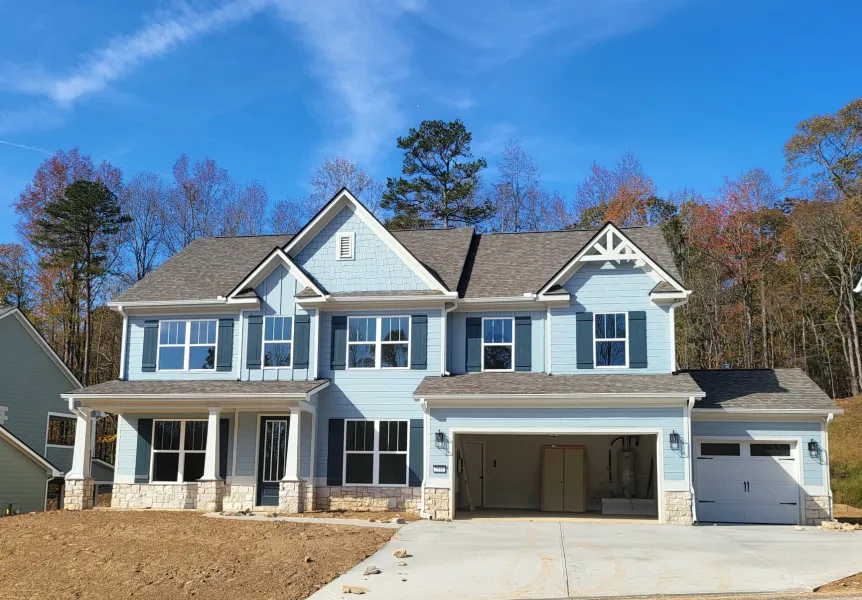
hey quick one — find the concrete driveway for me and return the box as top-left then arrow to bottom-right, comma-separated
309,519 -> 862,599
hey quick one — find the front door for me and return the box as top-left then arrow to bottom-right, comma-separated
257,416 -> 289,506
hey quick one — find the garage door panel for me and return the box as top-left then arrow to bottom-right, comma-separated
747,481 -> 797,505
745,459 -> 796,481
697,501 -> 746,524
695,459 -> 745,482
744,502 -> 798,525
698,480 -> 747,503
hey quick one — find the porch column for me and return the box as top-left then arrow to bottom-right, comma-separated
278,408 -> 305,513
64,407 -> 94,510
196,407 -> 225,512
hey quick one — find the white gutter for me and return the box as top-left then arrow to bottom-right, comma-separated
417,392 -> 705,402
693,407 -> 843,416
686,396 -> 697,524
824,412 -> 835,519
668,298 -> 689,372
117,306 -> 128,380
441,300 -> 458,375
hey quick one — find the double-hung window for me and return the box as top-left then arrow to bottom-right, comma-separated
594,313 -> 627,367
347,317 -> 410,369
157,320 -> 217,371
482,318 -> 514,371
264,316 -> 293,368
46,415 -> 76,447
344,420 -> 409,486
151,420 -> 207,483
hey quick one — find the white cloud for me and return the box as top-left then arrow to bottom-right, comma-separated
0,139 -> 52,155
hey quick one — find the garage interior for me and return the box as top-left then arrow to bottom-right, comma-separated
453,433 -> 658,519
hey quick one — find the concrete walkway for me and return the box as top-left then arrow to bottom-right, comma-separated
308,520 -> 862,599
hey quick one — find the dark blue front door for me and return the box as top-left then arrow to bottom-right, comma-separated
257,416 -> 289,506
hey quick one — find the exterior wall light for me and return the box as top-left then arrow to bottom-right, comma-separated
435,430 -> 446,450
808,439 -> 819,457
669,431 -> 681,451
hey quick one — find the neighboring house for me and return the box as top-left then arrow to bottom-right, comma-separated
0,307 -> 112,514
61,189 -> 841,525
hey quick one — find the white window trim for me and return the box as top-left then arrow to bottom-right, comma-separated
343,419 -> 410,487
481,317 -> 515,372
150,419 -> 207,484
346,316 -> 411,370
156,319 -> 218,372
45,412 -> 76,449
262,315 -> 294,370
336,231 -> 355,260
593,312 -> 629,369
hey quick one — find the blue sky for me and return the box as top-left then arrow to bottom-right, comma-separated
0,0 -> 859,243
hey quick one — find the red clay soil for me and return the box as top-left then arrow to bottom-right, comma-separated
0,510 -> 393,600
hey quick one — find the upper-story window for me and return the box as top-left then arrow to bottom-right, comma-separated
47,414 -> 76,446
483,318 -> 514,371
347,316 -> 410,369
158,320 -> 217,371
595,313 -> 627,367
264,316 -> 293,368
336,232 -> 355,260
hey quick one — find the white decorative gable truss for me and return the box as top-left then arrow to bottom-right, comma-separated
538,222 -> 690,303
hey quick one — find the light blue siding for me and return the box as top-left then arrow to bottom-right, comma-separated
125,314 -> 240,380
295,206 -> 429,292
427,406 -> 687,483
232,411 -> 311,480
551,262 -> 671,374
314,309 -> 441,477
300,411 -> 313,478
449,311 -> 546,374
692,420 -> 824,487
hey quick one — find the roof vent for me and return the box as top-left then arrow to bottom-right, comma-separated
336,232 -> 354,260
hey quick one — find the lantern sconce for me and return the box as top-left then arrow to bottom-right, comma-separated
808,439 -> 819,457
669,431 -> 681,451
435,430 -> 446,450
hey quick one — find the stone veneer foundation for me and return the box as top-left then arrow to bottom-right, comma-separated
196,480 -> 224,512
663,491 -> 693,525
804,494 -> 832,525
315,486 -> 421,512
423,487 -> 451,520
222,484 -> 256,511
63,478 -> 95,511
278,480 -> 307,513
112,483 -> 198,509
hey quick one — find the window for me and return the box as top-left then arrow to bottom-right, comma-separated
336,232 -> 355,260
750,443 -> 792,457
151,420 -> 207,483
700,442 -> 741,456
594,313 -> 627,367
157,320 -> 217,371
47,415 -> 76,446
347,317 -> 410,369
482,318 -> 513,371
344,420 -> 409,486
264,316 -> 293,368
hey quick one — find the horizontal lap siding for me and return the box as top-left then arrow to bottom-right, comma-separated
428,406 -> 686,483
314,310 -> 441,478
45,446 -> 72,473
300,412 -> 313,479
0,440 -> 48,513
551,263 -> 671,374
449,311 -> 546,374
692,420 -> 824,487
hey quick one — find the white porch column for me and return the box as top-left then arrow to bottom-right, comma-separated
278,408 -> 304,513
201,407 -> 221,481
67,407 -> 93,480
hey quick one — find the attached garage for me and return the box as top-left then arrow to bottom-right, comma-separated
694,439 -> 801,524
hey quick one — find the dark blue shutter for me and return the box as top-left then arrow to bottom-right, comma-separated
515,316 -> 532,372
246,315 -> 263,369
331,316 -> 347,370
410,315 -> 427,370
327,419 -> 344,486
294,314 -> 310,369
576,312 -> 594,369
409,419 -> 424,487
466,317 -> 482,373
219,418 -> 229,478
141,321 -> 158,372
134,418 -> 153,483
216,318 -> 234,371
629,311 -> 647,369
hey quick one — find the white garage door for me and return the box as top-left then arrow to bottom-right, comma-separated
695,440 -> 800,525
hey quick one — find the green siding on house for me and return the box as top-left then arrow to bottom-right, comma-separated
0,438 -> 48,514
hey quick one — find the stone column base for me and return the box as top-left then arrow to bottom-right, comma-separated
64,477 -> 95,511
196,480 -> 225,512
664,491 -> 693,525
423,487 -> 451,520
804,494 -> 832,525
278,480 -> 306,513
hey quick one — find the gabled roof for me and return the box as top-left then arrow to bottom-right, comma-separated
686,369 -> 841,413
0,424 -> 63,476
0,308 -> 81,389
391,227 -> 474,292
227,247 -> 325,300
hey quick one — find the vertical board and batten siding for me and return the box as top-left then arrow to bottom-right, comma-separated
295,206 -> 430,293
551,262 -> 671,374
313,309 -> 441,478
239,264 -> 314,381
427,406 -> 687,484
125,314 -> 240,380
692,420 -> 825,487
448,311 -> 546,374
230,410 -> 311,480
0,440 -> 48,513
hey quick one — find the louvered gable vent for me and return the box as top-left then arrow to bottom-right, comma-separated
336,232 -> 355,260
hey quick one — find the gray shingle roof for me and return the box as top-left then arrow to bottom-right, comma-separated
414,372 -> 703,397
651,282 -> 678,293
70,379 -> 329,396
391,227 -> 474,292
686,369 -> 840,412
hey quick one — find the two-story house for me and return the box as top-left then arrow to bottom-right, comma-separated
61,189 -> 840,525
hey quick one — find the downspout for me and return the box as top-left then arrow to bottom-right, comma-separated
669,298 -> 689,372
312,308 -> 321,380
116,306 -> 128,380
441,301 -> 458,376
686,396 -> 698,524
824,412 -> 835,520
419,399 -> 432,518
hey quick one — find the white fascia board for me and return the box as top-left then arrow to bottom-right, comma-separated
283,189 -> 450,294
0,309 -> 82,389
692,407 -> 843,420
227,247 -> 325,300
539,223 -> 688,295
0,425 -> 63,477
650,291 -> 691,302
108,299 -> 260,314
415,393 -> 700,407
298,293 -> 456,306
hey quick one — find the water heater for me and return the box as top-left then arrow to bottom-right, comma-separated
617,450 -> 638,498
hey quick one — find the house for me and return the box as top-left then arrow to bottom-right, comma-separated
0,307 -> 113,514
61,189 -> 841,525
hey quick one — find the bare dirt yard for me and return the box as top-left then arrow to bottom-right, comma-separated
0,510 -> 394,600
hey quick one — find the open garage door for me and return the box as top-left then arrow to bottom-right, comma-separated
695,440 -> 801,525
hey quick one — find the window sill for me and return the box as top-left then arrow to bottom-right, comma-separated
147,481 -> 201,486
46,444 -> 74,449
343,483 -> 411,488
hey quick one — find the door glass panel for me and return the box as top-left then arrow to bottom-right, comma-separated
701,443 -> 741,456
750,443 -> 791,457
262,419 -> 288,482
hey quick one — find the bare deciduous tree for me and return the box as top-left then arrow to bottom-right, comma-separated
308,157 -> 383,217
120,171 -> 166,283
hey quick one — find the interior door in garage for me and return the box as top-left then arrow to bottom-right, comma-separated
541,446 -> 586,512
695,441 -> 799,524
